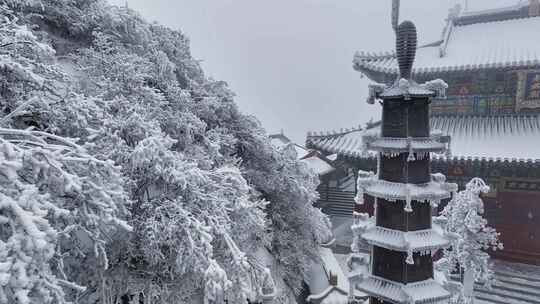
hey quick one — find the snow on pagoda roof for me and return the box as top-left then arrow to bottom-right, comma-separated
362,226 -> 449,253
379,80 -> 436,99
363,135 -> 448,155
354,16 -> 540,76
357,178 -> 456,204
307,115 -> 540,162
354,275 -> 450,304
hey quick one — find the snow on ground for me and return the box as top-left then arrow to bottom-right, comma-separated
306,247 -> 350,304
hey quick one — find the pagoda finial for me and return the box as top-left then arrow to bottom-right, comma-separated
392,0 -> 400,32
396,21 -> 417,80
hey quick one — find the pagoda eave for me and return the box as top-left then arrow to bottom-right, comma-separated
363,136 -> 448,155
362,226 -> 449,253
357,179 -> 457,204
354,275 -> 451,304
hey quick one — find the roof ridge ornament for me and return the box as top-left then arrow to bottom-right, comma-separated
392,0 -> 400,32
396,21 -> 417,80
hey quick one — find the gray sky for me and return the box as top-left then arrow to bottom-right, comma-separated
108,0 -> 520,143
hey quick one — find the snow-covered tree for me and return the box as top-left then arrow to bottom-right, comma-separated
436,178 -> 503,304
0,1 -> 331,303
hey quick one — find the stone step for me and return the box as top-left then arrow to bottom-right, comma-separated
495,275 -> 540,289
494,269 -> 540,283
321,199 -> 352,204
327,204 -> 353,210
475,286 -> 540,304
489,280 -> 540,299
326,203 -> 353,209
476,292 -> 535,304
327,209 -> 352,217
322,197 -> 354,202
451,274 -> 540,304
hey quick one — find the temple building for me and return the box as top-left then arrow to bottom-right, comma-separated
269,133 -> 335,177
307,0 -> 540,267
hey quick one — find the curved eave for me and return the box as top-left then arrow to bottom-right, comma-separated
354,59 -> 540,78
354,276 -> 451,304
357,179 -> 457,203
362,227 -> 449,253
365,136 -> 448,154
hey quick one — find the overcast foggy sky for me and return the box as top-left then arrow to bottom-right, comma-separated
108,0 -> 521,143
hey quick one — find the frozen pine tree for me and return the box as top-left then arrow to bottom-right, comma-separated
0,1 -> 331,303
436,178 -> 503,304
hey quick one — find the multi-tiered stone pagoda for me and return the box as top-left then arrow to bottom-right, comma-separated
348,21 -> 458,304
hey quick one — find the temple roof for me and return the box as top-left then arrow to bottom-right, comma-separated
307,115 -> 540,162
305,247 -> 354,304
354,4 -> 540,77
269,133 -> 335,175
269,133 -> 310,159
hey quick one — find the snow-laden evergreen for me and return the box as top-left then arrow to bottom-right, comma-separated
0,1 -> 331,303
436,178 -> 503,304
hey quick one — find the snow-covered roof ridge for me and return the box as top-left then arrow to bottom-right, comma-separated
354,275 -> 451,304
460,2 -> 528,17
307,125 -> 363,138
369,79 -> 447,101
354,13 -> 540,76
455,1 -> 531,26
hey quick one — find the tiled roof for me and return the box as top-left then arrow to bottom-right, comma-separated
307,115 -> 540,162
353,16 -> 540,76
354,275 -> 450,304
362,226 -> 449,253
432,115 -> 540,160
301,156 -> 335,176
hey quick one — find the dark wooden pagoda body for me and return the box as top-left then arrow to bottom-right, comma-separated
373,98 -> 434,301
349,21 -> 454,304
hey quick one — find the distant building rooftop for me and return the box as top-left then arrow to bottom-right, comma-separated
269,133 -> 336,175
307,115 -> 540,162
